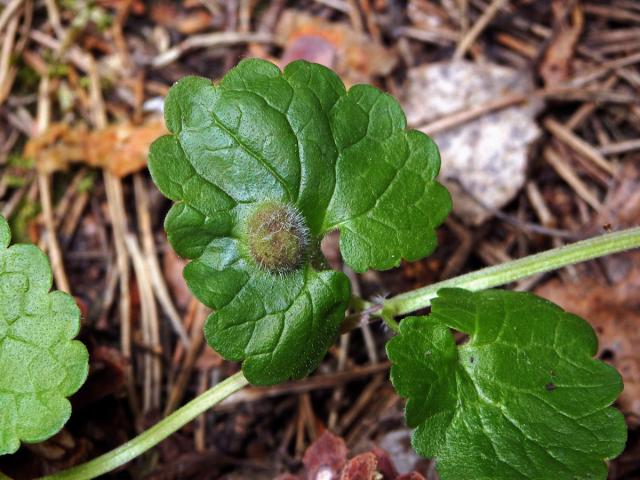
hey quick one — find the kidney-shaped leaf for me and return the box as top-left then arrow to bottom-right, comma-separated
0,215 -> 88,455
149,59 -> 450,385
387,288 -> 626,480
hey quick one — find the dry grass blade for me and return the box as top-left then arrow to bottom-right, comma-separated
0,0 -> 24,33
544,147 -> 603,211
125,233 -> 162,412
152,31 -> 274,67
454,0 -> 509,59
544,118 -> 616,176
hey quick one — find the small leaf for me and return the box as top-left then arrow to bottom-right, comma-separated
387,288 -> 626,480
188,239 -> 350,385
149,59 -> 450,384
0,215 -> 89,455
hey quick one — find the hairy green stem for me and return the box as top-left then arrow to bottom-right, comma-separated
380,310 -> 401,333
42,372 -> 249,480
384,226 -> 640,316
39,227 -> 640,480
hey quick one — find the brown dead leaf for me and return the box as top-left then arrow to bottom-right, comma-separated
539,1 -> 584,85
338,448 -> 422,479
24,117 -> 166,177
150,3 -> 214,34
370,447 -> 400,479
303,430 -> 348,480
281,35 -> 338,71
280,431 -> 425,479
88,118 -> 166,177
340,452 -> 378,480
277,10 -> 396,83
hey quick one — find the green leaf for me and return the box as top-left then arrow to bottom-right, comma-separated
149,59 -> 450,385
0,215 -> 89,455
186,238 -> 350,384
386,288 -> 626,480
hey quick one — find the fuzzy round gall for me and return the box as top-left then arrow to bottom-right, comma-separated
246,201 -> 309,274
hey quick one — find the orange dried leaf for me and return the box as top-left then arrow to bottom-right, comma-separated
539,2 -> 584,85
277,10 -> 396,83
150,3 -> 213,34
87,118 -> 167,177
24,118 -> 167,177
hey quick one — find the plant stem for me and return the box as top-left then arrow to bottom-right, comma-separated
384,226 -> 640,316
380,309 -> 401,333
42,372 -> 249,480
38,227 -> 640,479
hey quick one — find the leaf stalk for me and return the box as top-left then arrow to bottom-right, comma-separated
41,372 -> 249,480
383,226 -> 640,316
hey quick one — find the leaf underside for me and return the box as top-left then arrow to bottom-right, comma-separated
0,215 -> 88,455
387,288 -> 626,480
149,59 -> 450,385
